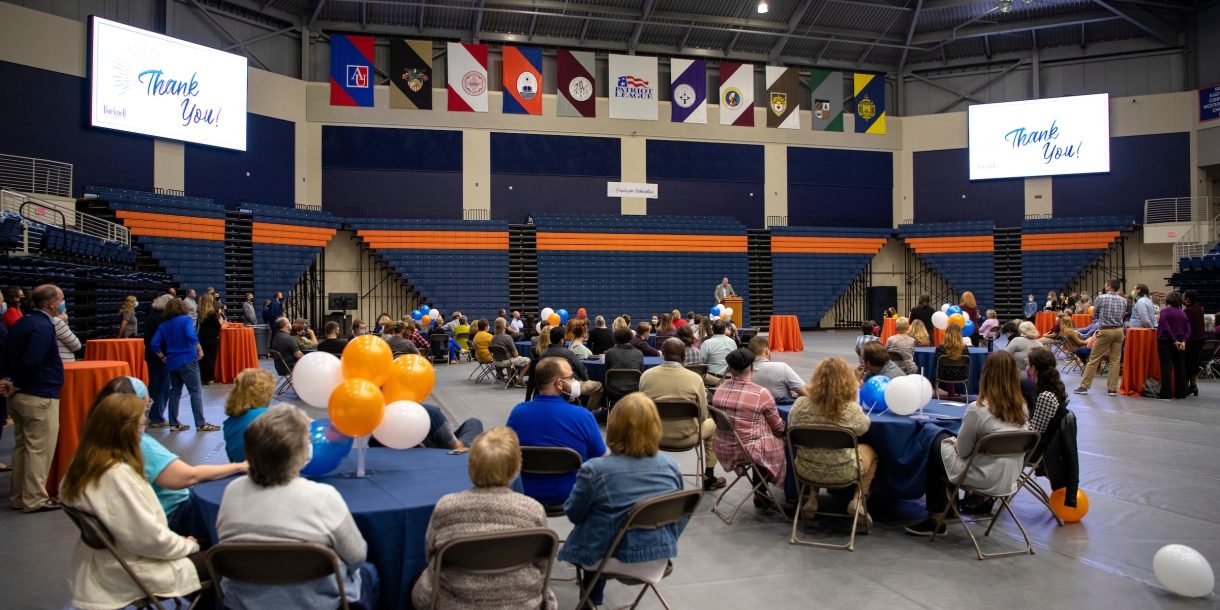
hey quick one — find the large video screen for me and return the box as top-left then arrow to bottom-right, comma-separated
968,93 -> 1109,180
90,16 -> 247,151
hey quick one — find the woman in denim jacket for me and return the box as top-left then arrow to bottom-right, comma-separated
559,393 -> 686,609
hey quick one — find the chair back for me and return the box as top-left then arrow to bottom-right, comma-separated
428,333 -> 449,362
654,400 -> 701,451
454,332 -> 470,348
605,368 -> 641,394
64,505 -> 169,609
974,430 -> 1040,458
786,424 -> 858,452
206,541 -> 349,609
268,349 -> 291,376
684,363 -> 708,377
707,405 -> 735,433
490,344 -> 509,363
519,446 -> 583,475
623,489 -> 703,532
935,355 -> 970,384
431,528 -> 559,610
888,350 -> 905,364
738,328 -> 758,343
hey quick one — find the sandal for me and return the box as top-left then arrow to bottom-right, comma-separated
147,422 -> 170,429
170,424 -> 191,431
197,423 -> 221,432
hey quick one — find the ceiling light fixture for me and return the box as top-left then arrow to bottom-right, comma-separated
757,1 -> 769,14
998,0 -> 1013,12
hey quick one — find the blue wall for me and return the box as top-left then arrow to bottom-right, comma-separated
491,133 -> 621,224
647,140 -> 765,228
1052,132 -> 1191,218
0,60 -> 153,195
185,113 -> 294,208
913,148 -> 1025,227
788,147 -> 893,229
322,126 -> 463,217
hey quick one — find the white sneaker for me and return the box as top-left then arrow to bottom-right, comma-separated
848,499 -> 873,530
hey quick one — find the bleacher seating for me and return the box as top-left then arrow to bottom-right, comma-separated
533,214 -> 748,326
1020,216 -> 1135,301
899,221 -> 995,311
769,226 -> 892,327
242,202 -> 341,302
1168,242 -> 1220,313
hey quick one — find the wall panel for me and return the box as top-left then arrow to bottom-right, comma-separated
1052,132 -> 1190,218
184,113 -> 295,208
912,148 -> 1024,227
646,140 -> 765,228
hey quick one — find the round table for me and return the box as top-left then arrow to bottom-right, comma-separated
1035,311 -> 1059,338
215,326 -> 259,384
190,448 -> 521,610
83,338 -> 148,385
1072,314 -> 1092,329
931,327 -> 945,347
47,360 -> 132,498
1120,327 -> 1161,396
878,318 -> 898,344
914,346 -> 989,395
777,402 -> 965,500
768,315 -> 803,352
582,357 -> 665,384
515,341 -> 533,357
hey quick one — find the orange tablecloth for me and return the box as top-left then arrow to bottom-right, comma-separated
878,318 -> 898,344
1073,314 -> 1092,329
1120,328 -> 1161,397
933,327 -> 946,347
83,338 -> 147,385
1035,312 -> 1058,338
768,316 -> 803,352
47,360 -> 131,498
215,327 -> 259,384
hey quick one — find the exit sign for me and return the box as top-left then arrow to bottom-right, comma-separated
1168,231 -> 1176,237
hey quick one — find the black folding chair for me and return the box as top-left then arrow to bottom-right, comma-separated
604,368 -> 642,409
206,542 -> 350,609
707,406 -> 786,525
935,355 -> 972,405
428,333 -> 450,365
428,528 -> 558,610
683,363 -> 708,378
654,400 -> 706,489
63,505 -> 211,610
785,425 -> 870,551
268,349 -> 293,397
520,446 -> 583,583
490,344 -> 523,389
575,490 -> 702,610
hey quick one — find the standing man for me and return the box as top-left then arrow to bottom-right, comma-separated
241,292 -> 257,326
1,284 -> 66,512
714,277 -> 736,304
1129,284 -> 1157,329
1074,279 -> 1126,397
267,292 -> 284,326
183,289 -> 198,326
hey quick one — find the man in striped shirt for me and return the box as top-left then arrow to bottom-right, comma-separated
1074,279 -> 1126,397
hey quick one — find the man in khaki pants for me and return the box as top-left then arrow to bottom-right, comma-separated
1,284 -> 66,512
1074,279 -> 1127,397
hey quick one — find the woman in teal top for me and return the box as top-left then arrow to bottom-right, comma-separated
90,377 -> 247,541
222,368 -> 276,463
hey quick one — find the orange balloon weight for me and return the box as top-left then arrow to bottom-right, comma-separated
341,334 -> 393,385
383,354 -> 436,403
328,378 -> 386,437
948,313 -> 965,328
548,313 -> 561,326
1049,488 -> 1089,522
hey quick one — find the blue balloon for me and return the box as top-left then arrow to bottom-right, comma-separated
947,305 -> 962,317
861,376 -> 891,410
419,305 -> 431,316
711,305 -> 723,316
962,319 -> 976,337
558,309 -> 569,324
411,310 -> 422,321
301,418 -> 353,476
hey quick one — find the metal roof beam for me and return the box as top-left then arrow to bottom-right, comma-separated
897,0 -> 924,69
1091,0 -> 1179,45
221,24 -> 297,50
770,0 -> 816,62
472,0 -> 486,43
912,10 -> 1120,44
677,22 -> 694,51
629,0 -> 657,54
307,0 -> 328,28
184,0 -> 271,70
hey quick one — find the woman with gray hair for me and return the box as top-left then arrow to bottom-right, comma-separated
1005,321 -> 1044,373
144,294 -> 176,427
216,406 -> 379,609
588,315 -> 614,355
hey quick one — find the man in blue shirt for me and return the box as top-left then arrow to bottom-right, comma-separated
1,284 -> 66,512
506,357 -> 607,507
1129,284 -> 1158,329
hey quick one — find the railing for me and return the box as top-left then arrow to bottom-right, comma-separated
340,206 -> 507,221
766,215 -> 787,228
296,202 -> 322,211
1172,224 -> 1201,273
1145,197 -> 1217,225
87,181 -> 210,200
2,189 -> 129,246
0,154 -> 73,198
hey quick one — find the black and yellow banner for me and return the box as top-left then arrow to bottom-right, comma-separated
390,39 -> 432,110
854,73 -> 886,135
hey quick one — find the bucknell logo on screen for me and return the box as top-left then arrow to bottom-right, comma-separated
347,65 -> 369,88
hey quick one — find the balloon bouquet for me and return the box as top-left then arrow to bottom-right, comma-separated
858,373 -> 935,419
411,305 -> 433,329
932,304 -> 976,338
709,305 -> 733,321
536,307 -> 570,333
292,334 -> 437,477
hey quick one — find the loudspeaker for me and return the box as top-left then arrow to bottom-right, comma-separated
328,293 -> 358,310
867,286 -> 897,324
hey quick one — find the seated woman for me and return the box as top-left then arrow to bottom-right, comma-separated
217,405 -> 379,610
909,319 -> 931,347
292,321 -> 318,350
884,317 -> 918,374
788,357 -> 878,526
654,313 -> 677,339
1005,321 -> 1043,372
1058,315 -> 1087,356
559,393 -> 687,610
411,428 -> 556,610
223,368 -> 276,463
90,377 -> 246,539
63,394 -> 208,609
906,351 -> 1029,536
933,323 -> 969,397
1027,349 -> 1068,447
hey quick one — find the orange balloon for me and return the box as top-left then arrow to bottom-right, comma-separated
948,313 -> 965,328
548,313 -> 560,326
421,315 -> 431,327
342,334 -> 393,385
1050,488 -> 1089,522
328,378 -> 385,437
383,354 -> 436,403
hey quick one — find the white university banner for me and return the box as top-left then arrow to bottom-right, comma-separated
609,54 -> 658,121
718,62 -> 754,126
446,42 -> 487,112
670,58 -> 707,124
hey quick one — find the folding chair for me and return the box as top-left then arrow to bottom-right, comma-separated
1062,348 -> 1086,374
706,406 -> 786,525
428,333 -> 450,365
604,368 -> 642,409
268,349 -> 293,397
887,350 -> 905,367
468,352 -> 496,384
738,328 -> 758,343
520,446 -> 583,583
490,344 -> 523,389
653,400 -> 706,489
206,542 -> 351,610
929,430 -> 1041,560
63,505 -> 211,610
1008,453 -> 1064,527
683,364 -> 708,378
935,355 -> 972,405
1200,339 -> 1219,381
575,489 -> 702,610
454,332 -> 473,362
427,528 -> 558,610
785,425 -> 870,551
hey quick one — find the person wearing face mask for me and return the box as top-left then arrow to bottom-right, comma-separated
118,295 -> 139,338
1023,294 -> 1038,322
1129,284 -> 1157,329
507,357 -> 609,508
51,298 -> 82,361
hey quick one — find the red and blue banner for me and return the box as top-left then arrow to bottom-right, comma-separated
502,46 -> 543,115
330,34 -> 375,107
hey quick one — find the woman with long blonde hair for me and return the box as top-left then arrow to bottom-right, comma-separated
909,319 -> 931,347
906,351 -> 1029,536
118,295 -> 139,338
788,357 -> 878,526
933,323 -> 968,397
196,294 -> 222,385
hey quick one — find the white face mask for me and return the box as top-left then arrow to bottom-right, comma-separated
305,440 -> 314,463
561,378 -> 581,401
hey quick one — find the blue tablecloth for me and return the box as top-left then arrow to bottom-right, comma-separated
582,357 -> 665,384
515,341 -> 533,356
776,402 -> 965,500
913,346 -> 989,395
190,448 -> 521,610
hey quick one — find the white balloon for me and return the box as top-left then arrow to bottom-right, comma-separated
941,303 -> 951,313
885,376 -> 922,416
535,322 -> 543,333
932,311 -> 950,330
722,307 -> 733,317
372,401 -> 432,450
292,352 -> 345,408
916,375 -> 934,408
1154,545 -> 1215,598
541,308 -> 554,320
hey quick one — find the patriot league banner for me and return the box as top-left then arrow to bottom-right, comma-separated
718,62 -> 754,126
854,73 -> 886,134
447,42 -> 488,112
329,34 -> 374,107
557,50 -> 596,118
389,39 -> 432,110
502,46 -> 543,115
609,54 -> 658,121
670,58 -> 707,124
765,66 -> 800,129
809,70 -> 844,132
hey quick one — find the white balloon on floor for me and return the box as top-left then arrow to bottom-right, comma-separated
1154,545 -> 1215,598
932,311 -> 949,330
292,351 -> 345,408
372,400 -> 431,449
885,376 -> 922,415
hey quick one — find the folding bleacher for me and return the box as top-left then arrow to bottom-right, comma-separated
1020,216 -> 1136,301
899,221 -> 995,311
770,226 -> 892,327
242,202 -> 341,303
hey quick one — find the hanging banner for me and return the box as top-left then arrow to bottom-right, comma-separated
502,46 -> 543,115
609,54 -> 658,121
718,62 -> 754,127
855,72 -> 887,134
809,70 -> 844,132
557,50 -> 596,118
330,34 -> 374,107
670,58 -> 707,124
447,42 -> 488,112
765,66 -> 800,129
389,39 -> 432,110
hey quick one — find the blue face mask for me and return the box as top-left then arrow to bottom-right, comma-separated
59,301 -> 66,315
0,303 -> 6,315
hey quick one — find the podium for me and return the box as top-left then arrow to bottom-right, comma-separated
720,296 -> 743,328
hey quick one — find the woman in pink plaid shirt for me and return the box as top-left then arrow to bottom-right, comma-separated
712,348 -> 787,492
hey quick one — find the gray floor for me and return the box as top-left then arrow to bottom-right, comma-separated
3,331 -> 1219,609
